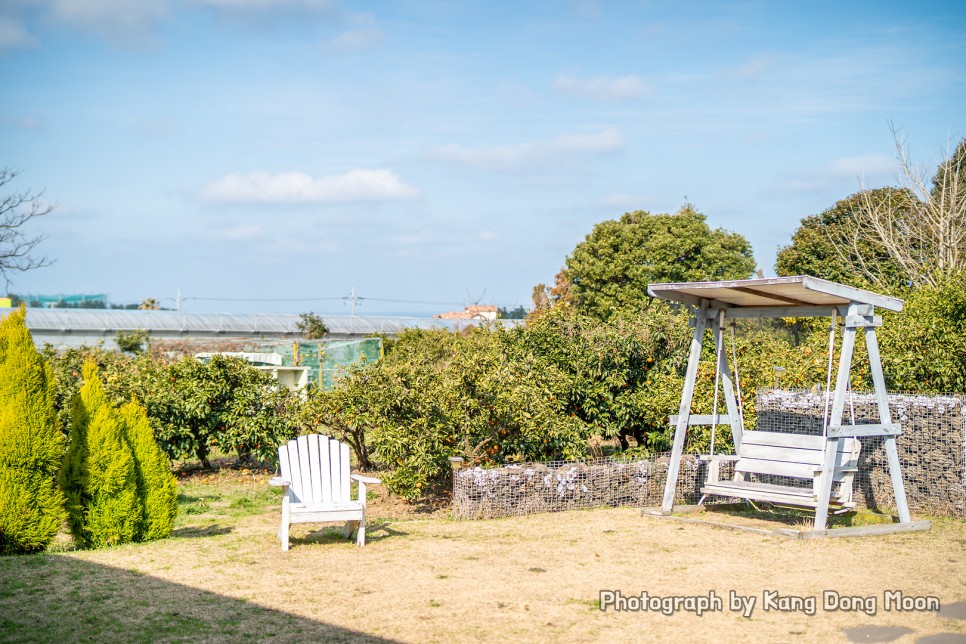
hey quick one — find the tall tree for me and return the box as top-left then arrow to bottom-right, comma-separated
775,188 -> 909,290
0,168 -> 54,286
563,205 -> 755,319
844,131 -> 966,288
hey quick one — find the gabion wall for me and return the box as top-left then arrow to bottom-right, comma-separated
452,390 -> 966,520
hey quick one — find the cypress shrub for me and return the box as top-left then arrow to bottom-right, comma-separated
119,400 -> 178,541
0,307 -> 66,555
60,361 -> 142,548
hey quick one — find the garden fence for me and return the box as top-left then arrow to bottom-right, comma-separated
451,390 -> 966,520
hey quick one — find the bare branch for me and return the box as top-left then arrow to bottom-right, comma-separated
844,131 -> 966,288
0,167 -> 56,287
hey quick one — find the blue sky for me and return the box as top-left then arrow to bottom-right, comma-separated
1,1 -> 963,315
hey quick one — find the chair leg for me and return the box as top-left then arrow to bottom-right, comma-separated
342,521 -> 354,539
279,520 -> 289,552
356,513 -> 366,547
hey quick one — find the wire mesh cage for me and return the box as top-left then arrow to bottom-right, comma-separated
452,390 -> 966,520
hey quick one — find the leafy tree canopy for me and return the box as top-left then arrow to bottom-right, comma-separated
563,204 -> 756,319
775,188 -> 910,291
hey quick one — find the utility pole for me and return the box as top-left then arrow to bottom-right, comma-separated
345,287 -> 360,316
176,288 -> 181,312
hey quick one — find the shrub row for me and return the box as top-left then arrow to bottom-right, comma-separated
0,310 -> 177,554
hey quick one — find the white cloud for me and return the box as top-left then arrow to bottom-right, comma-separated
0,16 -> 37,49
826,154 -> 893,178
190,0 -> 335,11
211,223 -> 264,240
477,230 -> 500,243
598,193 -> 654,211
47,0 -> 168,41
391,232 -> 433,247
731,54 -> 773,80
425,128 -> 624,173
2,114 -> 44,130
573,0 -> 600,20
189,0 -> 339,25
328,28 -> 383,50
772,154 -> 894,194
201,169 -> 421,204
554,72 -> 654,101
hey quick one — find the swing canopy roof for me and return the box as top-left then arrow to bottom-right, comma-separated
647,275 -> 903,317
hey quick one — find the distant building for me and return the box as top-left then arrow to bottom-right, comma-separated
3,309 -> 520,350
433,305 -> 499,321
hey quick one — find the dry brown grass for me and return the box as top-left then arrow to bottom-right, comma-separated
1,468 -> 964,643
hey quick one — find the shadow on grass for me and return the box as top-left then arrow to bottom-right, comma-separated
702,503 -> 901,528
0,553 -> 396,643
171,524 -> 234,539
294,522 -> 408,548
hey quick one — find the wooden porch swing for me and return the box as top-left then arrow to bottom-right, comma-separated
645,276 -> 931,539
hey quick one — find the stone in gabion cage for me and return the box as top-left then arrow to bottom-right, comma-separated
451,390 -> 966,521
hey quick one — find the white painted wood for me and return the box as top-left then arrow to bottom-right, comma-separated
651,277 -> 918,534
738,444 -> 854,468
662,302 -> 708,512
340,442 -> 351,502
711,311 -> 744,450
273,434 -> 380,550
865,327 -> 913,524
669,414 -> 732,426
287,440 -> 303,504
712,305 -> 844,319
826,423 -> 901,438
815,311 -> 858,530
802,276 -> 904,312
649,275 -> 904,312
307,434 -> 323,505
319,435 -> 332,504
798,520 -> 931,539
845,315 -> 882,327
329,439 -> 342,504
734,458 -> 818,480
351,474 -> 381,484
297,435 -> 312,505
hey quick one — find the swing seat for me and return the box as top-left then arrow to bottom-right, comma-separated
701,431 -> 861,509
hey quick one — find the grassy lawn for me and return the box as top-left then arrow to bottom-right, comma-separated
1,466 -> 964,643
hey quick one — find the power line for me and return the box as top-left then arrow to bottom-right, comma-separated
364,297 -> 466,306
180,296 -> 345,303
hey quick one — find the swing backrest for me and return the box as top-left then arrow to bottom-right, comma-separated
735,431 -> 860,482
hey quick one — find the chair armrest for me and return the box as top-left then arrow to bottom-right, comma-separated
268,477 -> 290,487
351,474 -> 382,484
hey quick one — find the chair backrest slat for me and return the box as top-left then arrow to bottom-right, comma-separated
307,434 -> 323,505
278,434 -> 353,506
329,438 -> 342,503
296,436 -> 313,504
319,436 -> 332,504
287,440 -> 304,504
340,442 -> 351,502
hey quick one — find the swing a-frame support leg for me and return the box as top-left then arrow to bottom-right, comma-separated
648,300 -> 930,538
660,303 -> 743,514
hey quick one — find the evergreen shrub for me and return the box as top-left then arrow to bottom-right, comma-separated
60,361 -> 142,548
0,307 -> 66,555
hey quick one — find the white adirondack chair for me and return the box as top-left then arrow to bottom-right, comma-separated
269,434 -> 380,550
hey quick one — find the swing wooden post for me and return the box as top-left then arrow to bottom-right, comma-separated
647,276 -> 930,539
661,302 -> 708,513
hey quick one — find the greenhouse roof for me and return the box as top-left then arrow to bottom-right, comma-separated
3,309 -> 522,340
